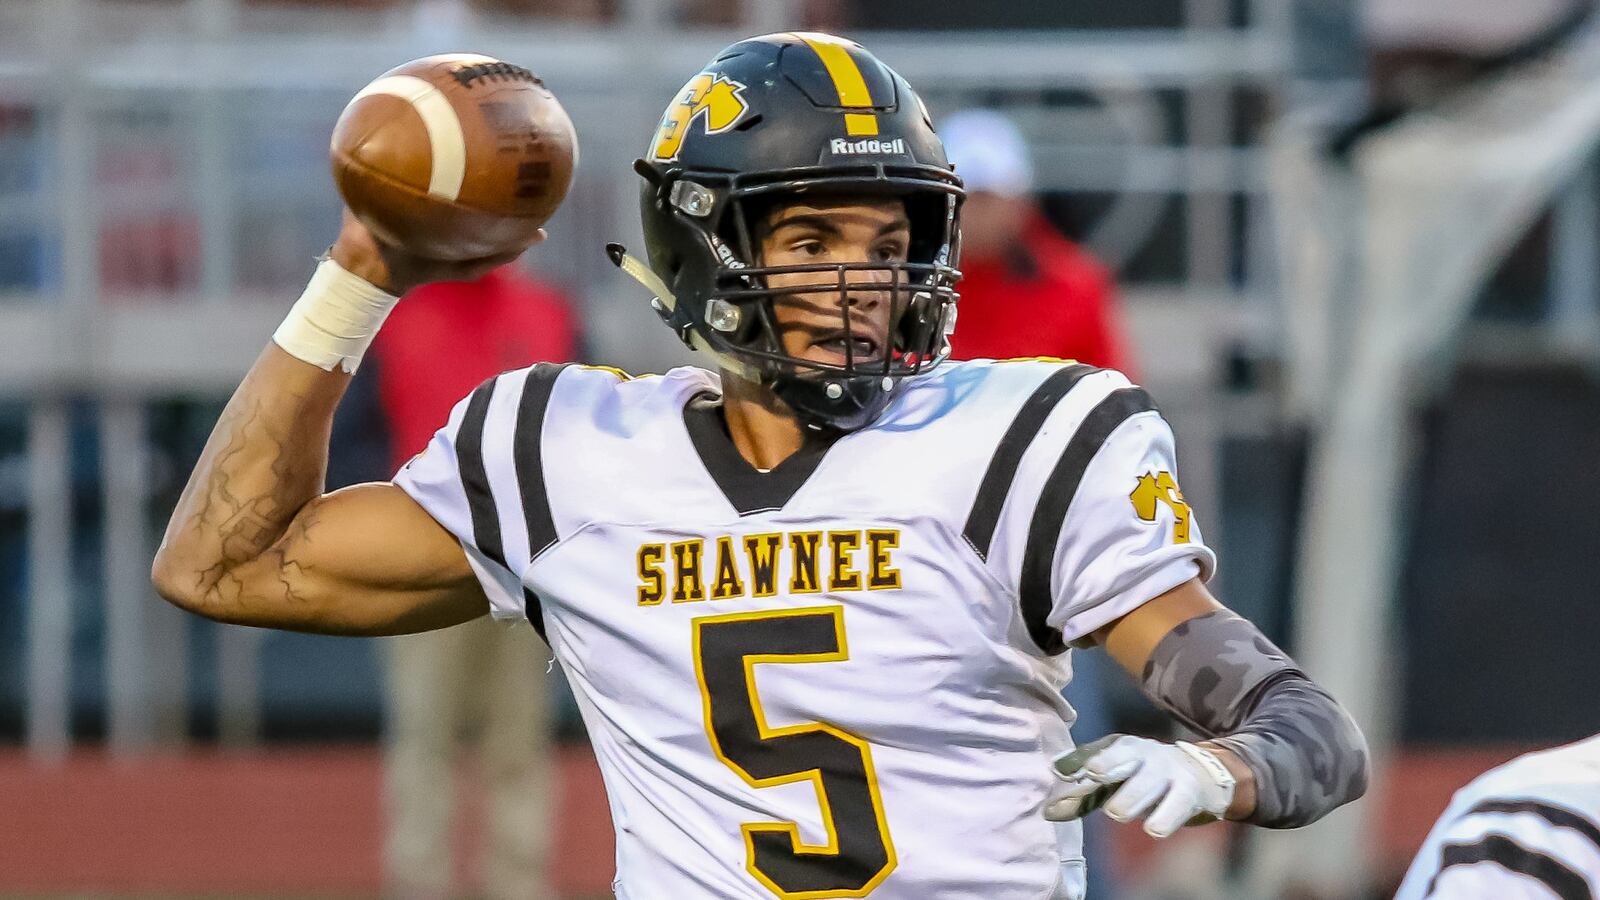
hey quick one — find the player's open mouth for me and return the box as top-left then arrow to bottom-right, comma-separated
811,331 -> 883,365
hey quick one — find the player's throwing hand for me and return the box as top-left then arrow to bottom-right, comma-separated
1046,734 -> 1237,838
329,209 -> 538,296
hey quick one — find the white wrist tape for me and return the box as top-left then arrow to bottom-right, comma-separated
272,258 -> 400,373
1175,741 -> 1237,793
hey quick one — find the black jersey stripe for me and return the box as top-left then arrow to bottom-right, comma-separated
514,363 -> 568,560
1426,834 -> 1592,899
962,364 -> 1098,560
512,363 -> 570,643
1462,799 -> 1600,856
455,376 -> 507,571
1018,387 -> 1156,654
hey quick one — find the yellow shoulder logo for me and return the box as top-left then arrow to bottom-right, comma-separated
652,73 -> 750,161
1130,470 -> 1191,543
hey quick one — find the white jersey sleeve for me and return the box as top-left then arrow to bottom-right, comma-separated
1396,737 -> 1600,899
392,364 -> 568,622
978,364 -> 1216,653
1402,810 -> 1600,899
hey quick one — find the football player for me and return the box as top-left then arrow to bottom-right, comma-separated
1396,735 -> 1600,898
154,33 -> 1368,899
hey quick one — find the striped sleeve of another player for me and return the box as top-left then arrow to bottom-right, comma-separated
392,363 -> 570,634
1401,799 -> 1600,899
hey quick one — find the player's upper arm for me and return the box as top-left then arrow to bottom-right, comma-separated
391,363 -> 570,624
977,366 -> 1216,654
173,480 -> 490,636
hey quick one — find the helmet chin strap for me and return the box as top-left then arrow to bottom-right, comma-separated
607,241 -> 766,383
607,242 -> 676,310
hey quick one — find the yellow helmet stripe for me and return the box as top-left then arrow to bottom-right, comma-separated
796,33 -> 879,137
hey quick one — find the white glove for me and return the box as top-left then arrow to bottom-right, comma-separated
1045,734 -> 1236,838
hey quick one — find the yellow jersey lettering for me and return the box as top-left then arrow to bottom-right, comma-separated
828,530 -> 862,591
789,531 -> 823,594
709,535 -> 746,600
637,528 -> 902,606
671,539 -> 706,602
865,529 -> 901,590
637,543 -> 666,605
743,533 -> 782,598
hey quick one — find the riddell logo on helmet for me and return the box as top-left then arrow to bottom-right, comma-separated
829,137 -> 907,155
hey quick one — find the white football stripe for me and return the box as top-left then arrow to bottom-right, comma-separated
350,74 -> 467,202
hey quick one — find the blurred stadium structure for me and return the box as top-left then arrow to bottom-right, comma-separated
5,0 -> 1600,897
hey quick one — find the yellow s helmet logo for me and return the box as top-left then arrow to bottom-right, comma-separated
652,73 -> 750,161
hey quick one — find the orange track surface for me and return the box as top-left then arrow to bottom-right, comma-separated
0,744 -> 1535,895
0,746 -> 616,896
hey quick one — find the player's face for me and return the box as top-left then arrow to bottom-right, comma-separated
754,196 -> 911,369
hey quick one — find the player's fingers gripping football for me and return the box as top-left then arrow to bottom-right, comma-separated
331,208 -> 544,295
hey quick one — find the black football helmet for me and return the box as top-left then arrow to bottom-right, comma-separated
613,32 -> 963,432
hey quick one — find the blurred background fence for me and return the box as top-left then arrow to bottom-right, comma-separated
4,0 -> 1600,897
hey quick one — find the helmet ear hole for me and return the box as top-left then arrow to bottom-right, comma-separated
725,195 -> 778,264
903,193 -> 950,265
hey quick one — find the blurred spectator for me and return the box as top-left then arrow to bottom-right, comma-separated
941,108 -> 1133,900
942,109 -> 1131,372
372,264 -> 579,900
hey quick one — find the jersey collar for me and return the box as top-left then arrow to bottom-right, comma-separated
681,392 -> 836,516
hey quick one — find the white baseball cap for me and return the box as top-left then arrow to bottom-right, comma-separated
939,109 -> 1034,197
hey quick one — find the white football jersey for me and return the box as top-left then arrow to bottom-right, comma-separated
394,358 -> 1215,900
1397,735 -> 1600,900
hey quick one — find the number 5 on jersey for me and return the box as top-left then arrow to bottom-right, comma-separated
693,607 -> 897,898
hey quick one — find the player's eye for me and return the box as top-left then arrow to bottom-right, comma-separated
792,239 -> 827,258
872,240 -> 908,262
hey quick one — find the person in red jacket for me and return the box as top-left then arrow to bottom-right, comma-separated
372,264 -> 579,900
374,266 -> 579,463
942,109 -> 1132,373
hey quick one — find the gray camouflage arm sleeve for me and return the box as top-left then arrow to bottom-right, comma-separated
1139,609 -> 1370,829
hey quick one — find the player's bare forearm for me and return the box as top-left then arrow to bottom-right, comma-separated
154,343 -> 335,619
152,343 -> 488,635
151,215 -> 519,635
155,345 -> 374,627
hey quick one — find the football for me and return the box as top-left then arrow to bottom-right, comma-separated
330,53 -> 577,261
